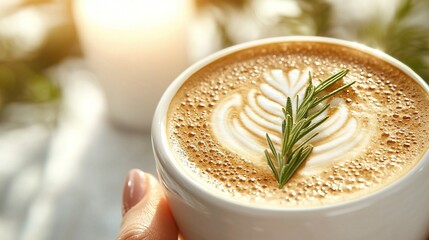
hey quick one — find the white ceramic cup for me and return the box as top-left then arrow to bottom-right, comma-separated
152,36 -> 429,240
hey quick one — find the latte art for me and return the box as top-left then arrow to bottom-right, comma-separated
211,69 -> 372,173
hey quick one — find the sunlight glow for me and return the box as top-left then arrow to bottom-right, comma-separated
0,7 -> 45,57
79,0 -> 185,30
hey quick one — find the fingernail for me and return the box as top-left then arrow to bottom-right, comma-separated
122,169 -> 147,216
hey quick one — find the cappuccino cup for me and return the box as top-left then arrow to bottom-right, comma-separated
152,36 -> 429,240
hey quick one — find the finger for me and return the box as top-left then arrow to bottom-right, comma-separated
178,233 -> 186,240
117,169 -> 178,240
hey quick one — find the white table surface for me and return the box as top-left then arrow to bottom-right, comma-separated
0,59 -> 157,240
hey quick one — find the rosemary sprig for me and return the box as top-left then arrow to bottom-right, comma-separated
264,69 -> 354,188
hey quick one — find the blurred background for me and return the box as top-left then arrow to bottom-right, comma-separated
0,0 -> 428,239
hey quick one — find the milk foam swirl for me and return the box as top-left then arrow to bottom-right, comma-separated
211,69 -> 370,174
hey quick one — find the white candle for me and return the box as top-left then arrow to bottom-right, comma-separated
73,0 -> 193,131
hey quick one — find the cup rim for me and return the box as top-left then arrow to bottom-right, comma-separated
152,36 -> 429,214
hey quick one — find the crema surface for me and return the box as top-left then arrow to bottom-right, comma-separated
167,42 -> 429,207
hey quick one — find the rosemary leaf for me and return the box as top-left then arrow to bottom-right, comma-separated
264,69 -> 353,188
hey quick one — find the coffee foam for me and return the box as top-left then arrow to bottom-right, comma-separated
167,42 -> 429,208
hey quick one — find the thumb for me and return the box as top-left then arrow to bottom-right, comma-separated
117,169 -> 178,240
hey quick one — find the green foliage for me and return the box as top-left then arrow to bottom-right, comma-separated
278,0 -> 333,36
0,0 -> 80,111
202,0 -> 429,83
357,0 -> 429,82
0,63 -> 60,108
